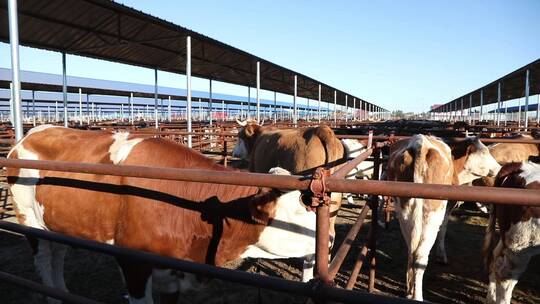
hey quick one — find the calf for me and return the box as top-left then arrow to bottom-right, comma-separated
387,135 -> 500,301
7,125 -> 317,304
483,162 -> 540,304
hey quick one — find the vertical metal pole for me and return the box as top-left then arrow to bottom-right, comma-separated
318,84 -> 321,123
524,69 -> 530,130
273,91 -> 277,123
32,90 -> 36,126
468,95 -> 472,124
293,75 -> 298,125
536,94 -> 540,125
186,36 -> 192,148
256,61 -> 260,123
518,96 -> 522,128
353,98 -> 356,121
222,100 -> 225,122
168,96 -> 172,122
496,82 -> 501,126
55,101 -> 59,122
333,90 -> 337,124
247,86 -> 251,120
209,79 -> 213,126
345,95 -> 348,122
62,52 -> 68,127
460,98 -> 464,121
78,88 -> 83,124
306,98 -> 310,121
130,93 -> 134,125
479,89 -> 484,122
154,69 -> 159,129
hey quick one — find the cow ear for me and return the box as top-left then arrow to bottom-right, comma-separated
495,162 -> 523,187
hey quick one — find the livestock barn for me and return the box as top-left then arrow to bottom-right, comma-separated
0,1 -> 539,304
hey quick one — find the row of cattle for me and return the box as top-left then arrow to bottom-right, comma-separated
4,122 -> 539,304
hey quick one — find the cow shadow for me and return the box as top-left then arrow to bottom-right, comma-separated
332,202 -> 540,304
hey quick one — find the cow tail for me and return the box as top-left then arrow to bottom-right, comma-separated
482,204 -> 496,271
408,140 -> 429,263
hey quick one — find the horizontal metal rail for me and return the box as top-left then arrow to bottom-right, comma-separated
1,158 -> 539,206
0,270 -> 103,304
0,221 -> 421,304
335,134 -> 540,144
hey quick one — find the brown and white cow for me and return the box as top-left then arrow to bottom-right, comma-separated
7,125 -> 317,304
387,134 -> 500,301
483,161 -> 540,304
232,121 -> 346,281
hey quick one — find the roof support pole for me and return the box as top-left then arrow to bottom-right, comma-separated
353,98 -> 356,121
221,100 -> 225,122
130,93 -> 134,125
78,88 -> 83,124
273,91 -> 277,123
536,94 -> 540,124
504,98 -> 508,126
524,69 -> 530,130
168,96 -> 172,122
460,98 -> 464,121
468,95 -> 472,125
186,36 -> 192,148
306,98 -> 310,121
62,52 -> 68,128
345,95 -> 348,122
154,69 -> 159,129
518,96 -> 522,128
479,90 -> 484,123
333,90 -> 337,124
31,91 -> 35,126
256,61 -> 260,123
7,0 -> 22,139
496,82 -> 501,126
209,79 -> 213,126
318,84 -> 321,123
247,86 -> 250,120
55,101 -> 59,122
293,75 -> 298,126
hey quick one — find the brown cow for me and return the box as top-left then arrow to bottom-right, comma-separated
483,161 -> 540,304
387,135 -> 500,301
232,121 -> 347,281
7,125 -> 317,304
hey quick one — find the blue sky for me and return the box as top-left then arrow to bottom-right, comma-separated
1,0 -> 539,113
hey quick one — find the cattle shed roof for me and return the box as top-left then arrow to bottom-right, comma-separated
431,58 -> 540,112
0,0 -> 384,111
0,68 -> 324,111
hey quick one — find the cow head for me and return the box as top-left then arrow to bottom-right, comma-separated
451,137 -> 501,185
232,119 -> 263,160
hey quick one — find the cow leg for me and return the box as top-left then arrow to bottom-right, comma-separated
492,247 -> 534,304
302,254 -> 315,282
411,209 -> 445,301
486,241 -> 503,304
435,200 -> 457,264
117,258 -> 154,304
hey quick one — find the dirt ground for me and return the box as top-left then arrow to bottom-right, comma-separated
0,196 -> 539,303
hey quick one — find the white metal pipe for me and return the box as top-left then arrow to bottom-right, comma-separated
293,75 -> 297,125
345,95 -> 348,122
468,95 -> 472,124
154,69 -> 159,129
168,96 -> 172,122
496,82 -> 501,126
318,84 -> 321,123
353,98 -> 356,121
186,36 -> 192,147
479,90 -> 484,122
247,86 -> 251,120
460,98 -> 464,121
524,69 -> 530,130
333,90 -> 337,124
209,79 -> 213,126
62,52 -> 68,127
32,90 -> 36,126
256,61 -> 260,123
130,93 -> 134,125
78,88 -> 83,124
273,91 -> 277,123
